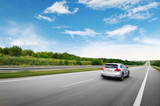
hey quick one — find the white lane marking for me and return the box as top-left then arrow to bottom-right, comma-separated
61,79 -> 94,88
133,66 -> 150,106
0,75 -> 55,83
0,71 -> 99,83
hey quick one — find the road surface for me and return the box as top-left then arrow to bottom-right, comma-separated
0,65 -> 160,106
0,65 -> 100,72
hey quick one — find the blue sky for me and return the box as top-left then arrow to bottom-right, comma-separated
0,0 -> 160,60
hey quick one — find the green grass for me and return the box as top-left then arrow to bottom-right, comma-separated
0,68 -> 100,79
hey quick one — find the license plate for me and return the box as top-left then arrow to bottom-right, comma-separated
105,69 -> 112,72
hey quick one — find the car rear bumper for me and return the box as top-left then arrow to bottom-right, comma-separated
101,71 -> 121,78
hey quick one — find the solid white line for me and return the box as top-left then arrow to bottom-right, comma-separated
61,79 -> 94,88
133,66 -> 150,106
0,75 -> 55,83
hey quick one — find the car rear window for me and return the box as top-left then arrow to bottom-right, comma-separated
104,64 -> 118,68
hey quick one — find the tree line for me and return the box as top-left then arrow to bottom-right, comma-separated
0,46 -> 145,65
151,60 -> 160,67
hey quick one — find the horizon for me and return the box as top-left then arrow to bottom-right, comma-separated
0,0 -> 160,60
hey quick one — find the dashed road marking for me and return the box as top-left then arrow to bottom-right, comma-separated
61,79 -> 94,88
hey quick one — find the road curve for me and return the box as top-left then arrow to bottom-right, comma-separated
0,66 -> 160,106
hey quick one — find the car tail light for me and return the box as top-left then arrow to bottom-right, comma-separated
114,68 -> 121,71
101,67 -> 104,70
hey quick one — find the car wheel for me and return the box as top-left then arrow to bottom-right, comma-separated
120,73 -> 124,81
126,71 -> 130,78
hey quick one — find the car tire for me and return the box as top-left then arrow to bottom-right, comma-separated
126,71 -> 130,78
120,73 -> 124,81
101,75 -> 106,79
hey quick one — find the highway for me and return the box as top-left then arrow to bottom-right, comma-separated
0,65 -> 160,106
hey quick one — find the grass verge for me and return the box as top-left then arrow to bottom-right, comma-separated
152,66 -> 160,72
0,68 -> 100,79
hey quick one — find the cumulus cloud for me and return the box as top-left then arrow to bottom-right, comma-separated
35,14 -> 55,22
43,0 -> 79,14
78,0 -> 140,10
35,0 -> 78,22
106,25 -> 138,37
63,28 -> 101,38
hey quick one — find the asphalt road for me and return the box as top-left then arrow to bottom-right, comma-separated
0,65 -> 160,106
0,65 -> 100,72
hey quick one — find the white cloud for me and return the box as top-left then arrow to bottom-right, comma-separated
53,25 -> 70,29
104,2 -> 159,24
79,0 -> 140,10
4,22 -> 56,52
128,12 -> 151,20
103,17 -> 119,24
10,40 -> 38,46
63,28 -> 101,38
149,17 -> 158,22
106,25 -> 137,37
142,38 -> 160,46
134,37 -> 160,46
128,2 -> 159,20
132,2 -> 159,13
72,8 -> 79,14
104,12 -> 150,24
139,28 -> 145,36
73,41 -> 160,60
43,0 -> 79,14
35,14 -> 55,22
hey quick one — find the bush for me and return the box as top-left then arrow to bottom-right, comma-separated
76,60 -> 82,65
22,49 -> 34,56
3,47 -> 10,55
59,60 -> 64,65
0,47 -> 3,54
64,60 -> 69,65
0,53 -> 4,57
91,60 -> 102,65
9,46 -> 22,56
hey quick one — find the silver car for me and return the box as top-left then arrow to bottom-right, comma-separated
101,63 -> 130,81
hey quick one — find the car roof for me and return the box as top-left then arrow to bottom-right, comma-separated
105,63 -> 123,65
